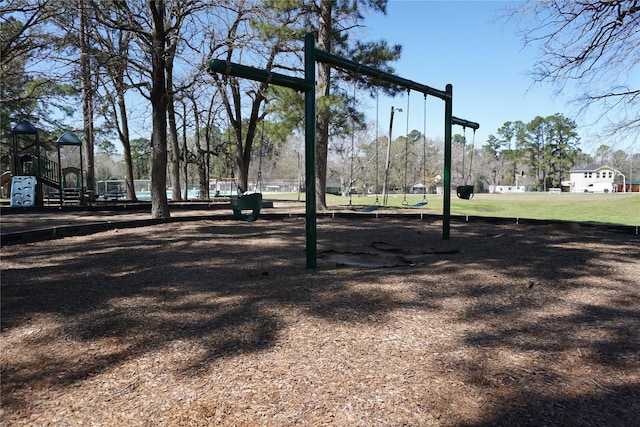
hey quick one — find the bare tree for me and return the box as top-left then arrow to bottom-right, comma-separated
307,0 -> 402,210
163,4 -> 208,202
90,10 -> 140,200
146,0 -> 172,217
267,0 -> 400,210
91,0 -> 210,218
508,1 -> 640,138
77,0 -> 97,199
207,0 -> 305,193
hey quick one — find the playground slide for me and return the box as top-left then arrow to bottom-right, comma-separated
1,171 -> 11,186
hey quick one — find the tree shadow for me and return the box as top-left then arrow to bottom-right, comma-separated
1,216 -> 638,423
459,384 -> 640,426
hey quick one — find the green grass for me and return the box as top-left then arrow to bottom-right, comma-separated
2,191 -> 635,226
266,192 -> 640,226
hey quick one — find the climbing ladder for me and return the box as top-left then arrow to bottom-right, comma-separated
62,187 -> 81,206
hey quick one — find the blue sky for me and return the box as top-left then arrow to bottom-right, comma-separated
361,0 -> 626,154
94,1 -> 635,155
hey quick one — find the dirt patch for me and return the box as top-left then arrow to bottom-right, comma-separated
2,217 -> 639,425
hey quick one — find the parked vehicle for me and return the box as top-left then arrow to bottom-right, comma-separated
585,183 -> 613,193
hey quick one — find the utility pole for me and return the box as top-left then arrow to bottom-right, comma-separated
382,106 -> 402,205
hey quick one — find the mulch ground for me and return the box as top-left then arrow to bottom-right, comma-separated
1,216 -> 639,426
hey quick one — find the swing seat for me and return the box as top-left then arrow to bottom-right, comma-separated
231,193 -> 263,222
456,185 -> 474,200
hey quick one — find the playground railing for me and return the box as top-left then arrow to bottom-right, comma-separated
37,157 -> 60,186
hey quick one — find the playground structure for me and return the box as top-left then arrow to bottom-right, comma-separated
7,120 -> 85,207
209,32 -> 479,268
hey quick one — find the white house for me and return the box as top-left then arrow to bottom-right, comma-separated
569,163 -> 617,193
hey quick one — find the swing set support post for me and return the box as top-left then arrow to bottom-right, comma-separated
443,84 -> 453,240
304,32 -> 317,269
208,37 -> 318,268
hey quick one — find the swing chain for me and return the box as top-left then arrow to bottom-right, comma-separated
348,79 -> 357,206
461,126 -> 467,185
468,128 -> 476,186
373,82 -> 381,206
422,94 -> 428,204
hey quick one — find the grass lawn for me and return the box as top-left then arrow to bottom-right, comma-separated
1,192 -> 636,226
267,192 -> 640,226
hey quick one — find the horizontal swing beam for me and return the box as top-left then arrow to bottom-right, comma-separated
314,49 -> 480,132
452,116 -> 480,130
314,49 -> 449,100
210,55 -> 477,132
208,59 -> 314,92
313,49 -> 480,132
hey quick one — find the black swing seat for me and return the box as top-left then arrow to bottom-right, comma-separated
231,193 -> 263,222
456,185 -> 474,200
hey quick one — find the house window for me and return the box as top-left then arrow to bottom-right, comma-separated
588,172 -> 592,178
584,172 -> 588,178
596,172 -> 600,178
609,171 -> 613,178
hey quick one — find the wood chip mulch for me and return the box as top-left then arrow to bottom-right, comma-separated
1,217 -> 639,426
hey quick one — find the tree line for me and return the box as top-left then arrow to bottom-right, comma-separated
2,0 -> 401,217
2,1 -> 638,217
99,111 -> 637,199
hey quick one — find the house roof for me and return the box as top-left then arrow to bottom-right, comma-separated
569,163 -> 615,173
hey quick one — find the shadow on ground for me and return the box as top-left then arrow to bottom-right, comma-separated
1,217 -> 639,424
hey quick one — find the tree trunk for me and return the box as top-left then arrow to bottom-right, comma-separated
191,97 -> 208,199
116,85 -> 137,201
204,97 -> 218,199
166,67 -> 182,200
233,87 -> 264,193
315,0 -> 332,211
148,0 -> 170,218
78,0 -> 95,200
236,150 -> 249,193
182,101 -> 189,200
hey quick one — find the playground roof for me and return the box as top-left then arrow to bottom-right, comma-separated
56,131 -> 82,146
11,120 -> 38,134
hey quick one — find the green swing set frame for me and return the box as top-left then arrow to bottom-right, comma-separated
209,32 -> 479,268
